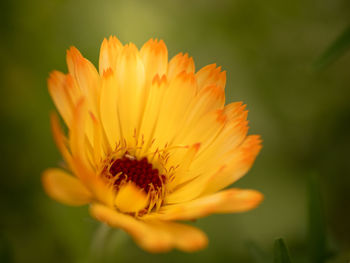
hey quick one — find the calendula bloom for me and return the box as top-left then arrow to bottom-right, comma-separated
42,36 -> 263,252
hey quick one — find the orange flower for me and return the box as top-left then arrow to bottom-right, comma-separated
42,36 -> 263,252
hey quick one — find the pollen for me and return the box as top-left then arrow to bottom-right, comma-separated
107,154 -> 166,193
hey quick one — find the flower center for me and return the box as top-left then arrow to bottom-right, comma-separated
106,153 -> 166,193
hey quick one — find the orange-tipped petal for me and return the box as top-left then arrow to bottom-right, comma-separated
201,135 -> 262,195
181,84 -> 225,129
154,189 -> 263,221
140,38 -> 168,83
197,84 -> 225,112
224,102 -> 247,120
48,71 -> 73,126
42,168 -> 92,206
167,53 -> 195,80
196,64 -> 226,91
99,36 -> 123,75
137,74 -> 168,155
115,43 -> 146,143
151,71 -> 197,147
184,103 -> 250,184
66,46 -> 100,115
175,109 -> 227,152
167,135 -> 261,204
196,102 -> 249,160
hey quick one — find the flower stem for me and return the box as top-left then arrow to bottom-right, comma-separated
90,223 -> 112,262
90,223 -> 128,263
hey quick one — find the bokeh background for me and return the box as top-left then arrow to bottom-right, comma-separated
1,0 -> 350,262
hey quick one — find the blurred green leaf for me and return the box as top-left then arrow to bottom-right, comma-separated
314,25 -> 350,70
246,241 -> 270,263
308,173 -> 328,263
273,238 -> 292,263
0,235 -> 14,263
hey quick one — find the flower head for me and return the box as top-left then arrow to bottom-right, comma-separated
43,36 -> 263,252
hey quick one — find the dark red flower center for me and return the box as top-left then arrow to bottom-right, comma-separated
107,154 -> 166,193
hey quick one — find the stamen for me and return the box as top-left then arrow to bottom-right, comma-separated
99,137 -> 189,215
106,154 -> 166,193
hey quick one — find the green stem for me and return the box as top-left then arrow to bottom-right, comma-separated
90,223 -> 128,263
90,223 -> 113,262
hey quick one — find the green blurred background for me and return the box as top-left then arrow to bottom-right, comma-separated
1,0 -> 350,262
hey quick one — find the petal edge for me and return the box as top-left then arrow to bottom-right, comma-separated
42,168 -> 92,206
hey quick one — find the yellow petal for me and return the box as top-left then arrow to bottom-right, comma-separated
99,36 -> 123,75
66,96 -> 98,167
66,47 -> 100,115
99,69 -> 121,150
165,165 -> 224,204
201,135 -> 262,195
90,203 -> 168,252
175,109 -> 226,150
42,168 -> 92,206
150,71 -> 197,151
90,204 -> 208,252
168,134 -> 261,204
183,84 -> 225,128
223,101 -> 246,119
167,53 -> 195,80
140,38 -> 168,83
167,131 -> 261,202
151,220 -> 208,252
48,71 -> 73,127
166,110 -> 228,194
69,98 -> 88,161
66,98 -> 98,179
51,109 -> 105,202
89,112 -> 105,165
70,157 -> 115,208
197,124 -> 247,172
153,189 -> 263,221
114,182 -> 149,213
115,43 -> 146,144
137,75 -> 167,156
196,64 -> 226,91
187,103 -> 249,179
167,143 -> 201,188
50,112 -> 72,167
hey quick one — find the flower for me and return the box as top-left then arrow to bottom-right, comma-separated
42,36 -> 263,252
